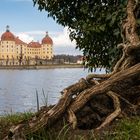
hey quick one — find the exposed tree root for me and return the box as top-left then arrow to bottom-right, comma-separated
95,91 -> 121,131
86,73 -> 112,81
113,91 -> 137,109
87,79 -> 100,86
68,108 -> 77,129
3,63 -> 140,140
70,63 -> 140,112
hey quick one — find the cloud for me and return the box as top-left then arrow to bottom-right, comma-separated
16,27 -> 76,46
51,27 -> 82,55
16,27 -> 82,55
16,33 -> 34,43
16,31 -> 45,43
52,27 -> 76,48
16,30 -> 46,43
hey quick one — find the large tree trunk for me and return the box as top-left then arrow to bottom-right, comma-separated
114,0 -> 140,72
3,0 -> 140,139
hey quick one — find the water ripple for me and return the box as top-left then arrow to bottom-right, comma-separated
0,68 -> 105,115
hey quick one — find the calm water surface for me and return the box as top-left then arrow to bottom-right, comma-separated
0,68 -> 105,115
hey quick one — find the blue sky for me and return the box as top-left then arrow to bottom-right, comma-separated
0,0 -> 82,55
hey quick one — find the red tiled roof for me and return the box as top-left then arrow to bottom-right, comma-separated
15,37 -> 27,45
28,41 -> 41,48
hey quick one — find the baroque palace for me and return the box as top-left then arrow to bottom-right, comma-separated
0,26 -> 53,65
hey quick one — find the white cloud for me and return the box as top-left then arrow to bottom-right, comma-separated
16,33 -> 34,43
52,27 -> 76,48
52,27 -> 82,55
15,27 -> 82,55
16,31 -> 45,43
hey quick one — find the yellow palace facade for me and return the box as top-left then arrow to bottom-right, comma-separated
0,26 -> 53,65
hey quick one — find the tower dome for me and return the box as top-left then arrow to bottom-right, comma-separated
1,25 -> 15,41
42,32 -> 53,45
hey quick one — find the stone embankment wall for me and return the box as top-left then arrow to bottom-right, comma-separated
0,64 -> 83,69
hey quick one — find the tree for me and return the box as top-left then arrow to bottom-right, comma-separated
3,0 -> 140,139
33,0 -> 128,70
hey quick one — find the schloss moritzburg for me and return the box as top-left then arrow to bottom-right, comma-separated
0,25 -> 53,65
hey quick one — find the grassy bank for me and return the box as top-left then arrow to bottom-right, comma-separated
0,113 -> 140,140
0,112 -> 33,139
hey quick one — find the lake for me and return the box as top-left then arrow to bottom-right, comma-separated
0,68 -> 105,115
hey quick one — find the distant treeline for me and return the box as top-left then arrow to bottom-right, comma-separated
53,55 -> 83,63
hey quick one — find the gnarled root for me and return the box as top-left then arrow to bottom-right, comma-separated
95,91 -> 121,131
3,63 -> 140,140
86,73 -> 112,82
68,108 -> 77,129
70,63 -> 140,112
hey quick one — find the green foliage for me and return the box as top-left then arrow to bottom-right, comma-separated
33,0 -> 128,70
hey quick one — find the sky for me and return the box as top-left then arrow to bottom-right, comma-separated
0,0 -> 82,55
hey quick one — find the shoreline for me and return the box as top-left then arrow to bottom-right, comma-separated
0,64 -> 83,70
